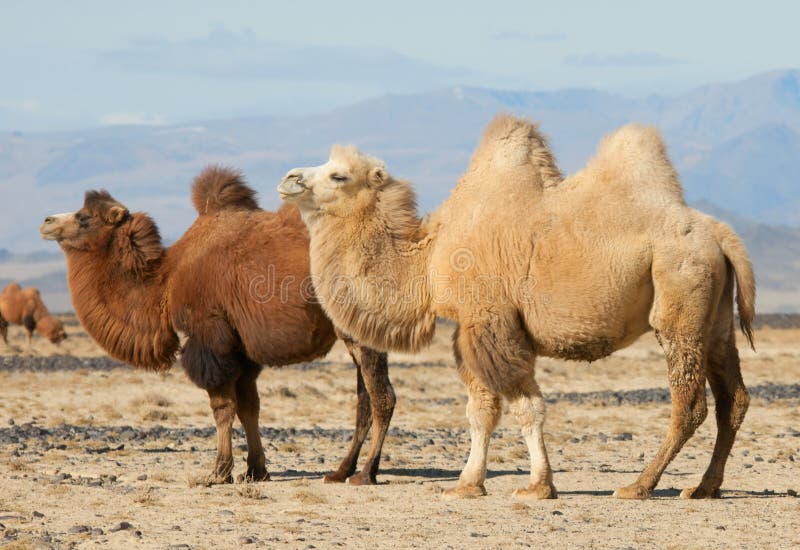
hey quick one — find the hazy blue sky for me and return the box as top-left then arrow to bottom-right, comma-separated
2,0 -> 798,131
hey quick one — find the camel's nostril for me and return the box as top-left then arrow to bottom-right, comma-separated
44,216 -> 55,224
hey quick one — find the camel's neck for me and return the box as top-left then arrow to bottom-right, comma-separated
64,247 -> 178,369
307,208 -> 437,353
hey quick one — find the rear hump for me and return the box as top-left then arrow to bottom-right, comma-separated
191,165 -> 260,215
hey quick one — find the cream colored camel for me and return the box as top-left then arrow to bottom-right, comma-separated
279,114 -> 756,500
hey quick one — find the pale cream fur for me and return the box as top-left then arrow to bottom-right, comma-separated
280,114 -> 756,501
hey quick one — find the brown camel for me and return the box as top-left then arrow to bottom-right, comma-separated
279,114 -> 756,500
0,282 -> 67,352
40,167 -> 395,485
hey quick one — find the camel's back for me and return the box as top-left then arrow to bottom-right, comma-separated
168,204 -> 336,366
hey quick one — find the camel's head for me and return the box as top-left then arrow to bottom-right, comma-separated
41,190 -> 164,276
38,315 -> 67,344
40,190 -> 130,251
278,145 -> 392,219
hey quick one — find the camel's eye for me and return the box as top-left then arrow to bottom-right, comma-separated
76,213 -> 91,227
330,173 -> 348,183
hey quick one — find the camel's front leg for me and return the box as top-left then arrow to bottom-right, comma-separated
509,376 -> 557,499
324,361 -> 372,483
443,368 -> 501,499
23,315 -> 35,354
207,380 -> 238,484
346,346 -> 394,486
234,365 -> 269,483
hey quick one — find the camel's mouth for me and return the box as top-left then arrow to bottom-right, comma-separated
278,174 -> 308,201
40,213 -> 72,241
39,224 -> 62,241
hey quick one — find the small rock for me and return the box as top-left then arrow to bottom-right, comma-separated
787,489 -> 798,497
69,525 -> 91,534
91,528 -> 104,536
613,432 -> 633,441
219,510 -> 234,517
8,419 -> 14,426
238,537 -> 255,545
552,510 -> 564,516
470,532 -> 488,538
754,456 -> 764,462
741,449 -> 750,457
134,530 -> 143,537
109,521 -> 134,532
716,525 -> 726,530
32,511 -> 44,518
743,463 -> 753,469
169,545 -> 191,550
137,474 -> 148,481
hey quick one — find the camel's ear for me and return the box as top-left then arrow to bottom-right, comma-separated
105,205 -> 129,225
367,165 -> 388,188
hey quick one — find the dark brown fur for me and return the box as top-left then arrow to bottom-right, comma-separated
43,168 -> 395,484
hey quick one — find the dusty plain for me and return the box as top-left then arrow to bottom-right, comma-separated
0,317 -> 798,549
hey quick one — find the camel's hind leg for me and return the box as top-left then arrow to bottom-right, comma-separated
615,259 -> 714,499
234,363 -> 270,483
509,375 -> 556,499
682,289 -> 749,498
206,380 -> 237,484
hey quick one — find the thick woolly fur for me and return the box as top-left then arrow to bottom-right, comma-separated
0,282 -> 67,344
282,113 -> 756,499
43,167 -> 396,485
44,170 -> 336,387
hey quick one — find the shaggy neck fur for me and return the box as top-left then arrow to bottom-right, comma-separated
63,213 -> 178,369
307,180 -> 437,352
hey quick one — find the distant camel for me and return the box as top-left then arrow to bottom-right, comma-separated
40,167 -> 395,485
279,114 -> 756,500
0,282 -> 67,352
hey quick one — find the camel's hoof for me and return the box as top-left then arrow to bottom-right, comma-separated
680,486 -> 721,499
236,468 -> 270,483
441,484 -> 487,500
513,482 -> 558,500
323,471 -> 349,484
346,472 -> 377,486
613,483 -> 651,500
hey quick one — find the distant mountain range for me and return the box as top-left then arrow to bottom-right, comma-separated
1,69 -> 799,311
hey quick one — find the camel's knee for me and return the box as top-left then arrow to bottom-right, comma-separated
509,392 -> 545,434
466,386 -> 501,430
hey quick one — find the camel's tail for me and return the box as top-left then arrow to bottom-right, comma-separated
714,221 -> 756,350
191,165 -> 260,215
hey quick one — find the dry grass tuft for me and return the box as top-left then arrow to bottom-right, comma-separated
235,479 -> 267,500
186,471 -> 212,488
149,470 -> 173,483
132,486 -> 159,505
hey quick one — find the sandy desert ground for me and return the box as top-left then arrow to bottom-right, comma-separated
0,317 -> 798,549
